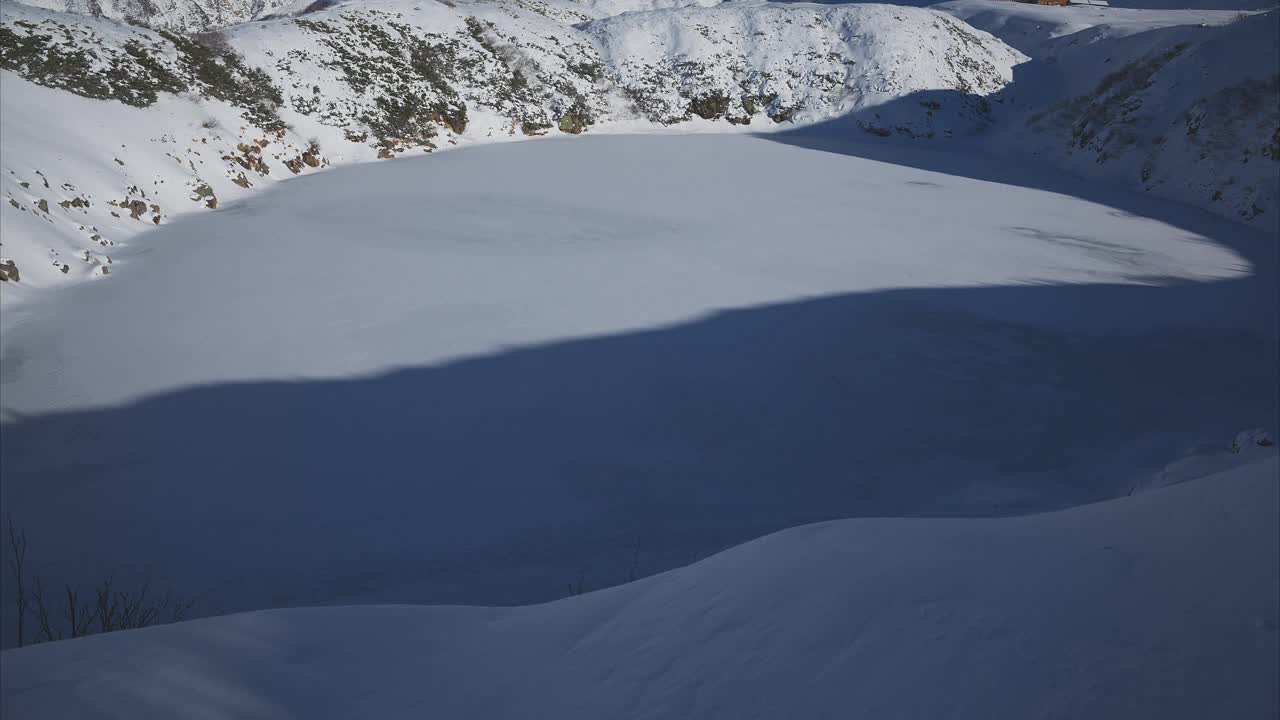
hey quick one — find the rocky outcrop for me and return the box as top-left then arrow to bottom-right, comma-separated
0,259 -> 20,282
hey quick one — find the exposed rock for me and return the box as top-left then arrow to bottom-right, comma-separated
0,259 -> 19,282
121,199 -> 148,219
192,183 -> 218,209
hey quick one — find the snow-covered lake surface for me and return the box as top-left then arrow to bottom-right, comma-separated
1,132 -> 1275,628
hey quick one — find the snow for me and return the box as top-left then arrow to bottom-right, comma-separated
0,0 -> 1023,297
2,132 -> 1274,640
923,1 -> 1280,229
2,0 -> 1273,305
16,0 -> 298,32
0,0 -> 1276,712
580,2 -> 1022,122
990,9 -> 1279,229
935,0 -> 1261,56
3,455 -> 1276,719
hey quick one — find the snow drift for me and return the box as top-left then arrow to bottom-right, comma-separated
2,455 -> 1276,719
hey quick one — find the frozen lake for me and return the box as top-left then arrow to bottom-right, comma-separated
1,132 -> 1275,629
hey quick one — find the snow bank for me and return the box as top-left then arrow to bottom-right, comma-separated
3,456 -> 1275,719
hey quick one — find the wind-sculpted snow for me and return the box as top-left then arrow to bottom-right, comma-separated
2,456 -> 1276,718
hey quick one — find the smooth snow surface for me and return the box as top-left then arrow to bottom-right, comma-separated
2,134 -> 1275,632
3,457 -> 1276,719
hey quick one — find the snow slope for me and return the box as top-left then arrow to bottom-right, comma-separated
0,0 -> 1021,296
924,1 -> 1280,228
3,455 -> 1276,719
2,133 -> 1274,638
581,2 -> 1019,124
936,0 -> 1261,56
16,0 -> 295,32
1001,10 -> 1280,228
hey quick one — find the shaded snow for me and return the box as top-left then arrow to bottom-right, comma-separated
3,456 -> 1276,719
15,0 -> 295,31
0,0 -> 1022,296
1,134 -> 1274,639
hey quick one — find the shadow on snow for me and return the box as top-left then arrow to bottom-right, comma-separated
1,273 -> 1275,621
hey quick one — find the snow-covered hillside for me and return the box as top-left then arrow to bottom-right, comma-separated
16,0 -> 295,32
3,454 -> 1275,719
935,2 -> 1280,226
0,0 -> 1022,296
581,3 -> 1018,124
1,0 -> 1276,711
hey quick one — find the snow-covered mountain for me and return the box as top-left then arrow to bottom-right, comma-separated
943,1 -> 1280,227
1,127 -> 1273,648
15,0 -> 294,32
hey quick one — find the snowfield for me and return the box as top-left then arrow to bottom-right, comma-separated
0,0 -> 1277,715
3,456 -> 1276,719
2,133 -> 1275,637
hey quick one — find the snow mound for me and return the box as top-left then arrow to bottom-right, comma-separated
3,457 -> 1275,719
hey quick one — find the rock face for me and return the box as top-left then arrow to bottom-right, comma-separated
0,259 -> 20,282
